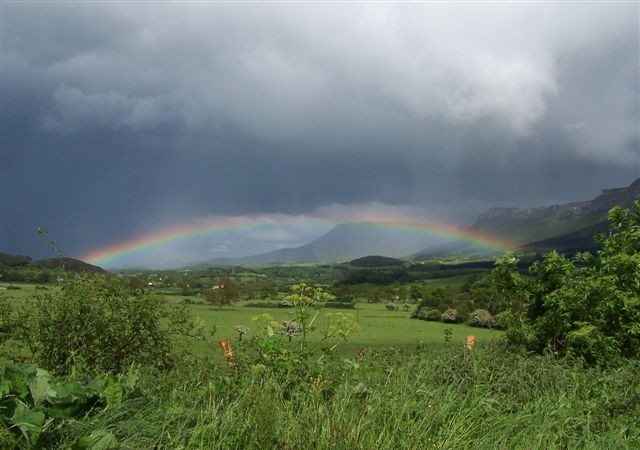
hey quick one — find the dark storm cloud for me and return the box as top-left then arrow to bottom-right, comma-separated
1,2 -> 638,259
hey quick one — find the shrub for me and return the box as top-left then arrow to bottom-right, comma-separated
415,307 -> 441,321
13,274 -> 200,375
495,201 -> 640,365
386,303 -> 399,311
324,300 -> 356,309
441,308 -> 460,323
468,309 -> 496,328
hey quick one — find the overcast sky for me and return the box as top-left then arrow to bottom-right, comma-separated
1,2 -> 638,267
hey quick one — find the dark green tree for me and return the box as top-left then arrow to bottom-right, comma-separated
498,201 -> 640,365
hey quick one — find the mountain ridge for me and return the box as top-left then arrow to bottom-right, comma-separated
414,177 -> 639,259
201,178 -> 639,266
0,252 -> 106,273
198,222 -> 439,266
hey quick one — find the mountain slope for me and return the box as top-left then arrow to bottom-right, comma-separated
0,252 -> 32,267
471,178 -> 639,245
0,251 -> 106,273
202,178 -> 639,266
34,257 -> 106,273
414,178 -> 640,259
202,223 -> 439,266
518,221 -> 609,255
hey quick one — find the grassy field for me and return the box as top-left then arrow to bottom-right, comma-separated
422,274 -> 476,288
0,283 -> 500,358
190,303 -> 500,351
2,280 -> 638,449
170,300 -> 500,359
0,283 -> 52,299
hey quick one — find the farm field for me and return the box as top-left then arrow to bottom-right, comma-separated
180,301 -> 500,357
0,282 -> 500,359
0,283 -> 52,299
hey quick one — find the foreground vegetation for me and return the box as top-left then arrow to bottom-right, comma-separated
2,344 -> 639,449
1,202 -> 638,449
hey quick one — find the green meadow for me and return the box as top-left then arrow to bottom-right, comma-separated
0,283 -> 498,360
177,300 -> 499,358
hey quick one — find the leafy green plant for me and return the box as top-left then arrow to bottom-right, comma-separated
285,283 -> 333,350
498,201 -> 640,365
0,364 -> 105,449
12,274 -> 202,375
244,285 -> 359,376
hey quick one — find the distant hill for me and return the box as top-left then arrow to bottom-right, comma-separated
0,252 -> 32,267
201,223 -> 438,266
348,255 -> 404,268
34,257 -> 106,273
200,178 -> 639,266
0,251 -> 106,273
415,178 -> 639,259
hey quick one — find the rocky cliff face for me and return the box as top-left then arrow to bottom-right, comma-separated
471,178 -> 640,244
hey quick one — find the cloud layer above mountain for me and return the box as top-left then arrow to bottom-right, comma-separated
1,2 -> 638,263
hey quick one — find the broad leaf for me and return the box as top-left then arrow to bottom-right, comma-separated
10,401 -> 45,447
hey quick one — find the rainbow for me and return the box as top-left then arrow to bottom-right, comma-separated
79,213 -> 516,267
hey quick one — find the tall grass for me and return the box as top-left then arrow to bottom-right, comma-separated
49,342 -> 639,450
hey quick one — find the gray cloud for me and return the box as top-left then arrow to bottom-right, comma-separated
1,2 -> 638,262
41,85 -> 206,133
6,2 -> 635,161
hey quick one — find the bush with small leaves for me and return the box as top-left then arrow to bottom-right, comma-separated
385,303 -> 399,311
441,308 -> 460,323
416,307 -> 442,321
12,274 -> 202,375
468,309 -> 497,328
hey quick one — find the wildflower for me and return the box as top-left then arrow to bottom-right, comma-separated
219,339 -> 235,368
235,325 -> 248,341
465,335 -> 476,350
279,320 -> 302,341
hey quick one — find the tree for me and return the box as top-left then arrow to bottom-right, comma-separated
207,277 -> 240,309
409,285 -> 423,302
36,270 -> 51,283
498,201 -> 640,365
417,287 -> 448,311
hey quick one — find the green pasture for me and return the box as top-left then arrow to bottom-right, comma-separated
175,300 -> 500,357
0,283 -> 53,299
421,273 -> 477,288
1,282 -> 501,358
